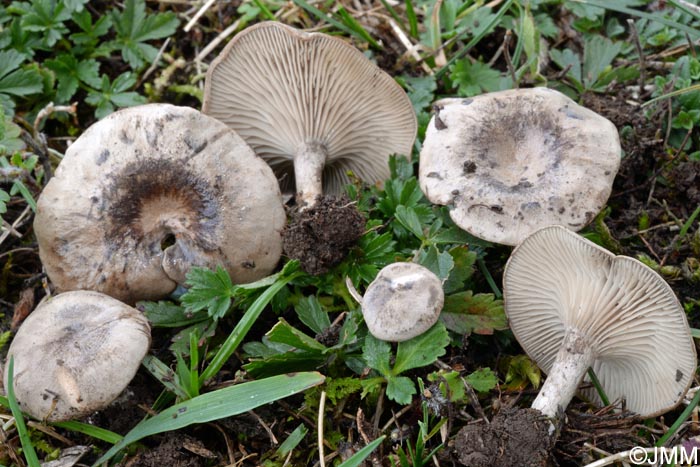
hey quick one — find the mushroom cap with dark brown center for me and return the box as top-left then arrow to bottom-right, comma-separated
202,21 -> 417,200
504,226 -> 696,417
34,104 -> 286,303
419,88 -> 621,245
4,291 -> 151,421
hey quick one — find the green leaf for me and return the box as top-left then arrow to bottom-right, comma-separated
450,60 -> 502,96
550,47 -> 583,87
0,69 -> 42,98
92,372 -> 326,466
6,358 -> 41,467
275,424 -> 308,458
395,205 -> 425,240
443,246 -> 477,294
70,10 -> 112,46
416,245 -> 454,281
141,355 -> 191,400
45,55 -> 101,102
140,301 -> 209,328
386,376 -> 416,405
582,35 -> 622,88
402,75 -> 437,113
338,436 -> 386,467
324,377 -> 363,404
0,50 -> 25,78
392,322 -> 449,375
295,295 -> 331,335
244,351 -> 326,379
503,354 -> 541,391
109,0 -> 179,69
465,368 -> 498,393
22,0 -> 70,47
267,319 -> 327,352
362,333 -> 392,376
441,291 -> 506,335
182,266 -> 235,320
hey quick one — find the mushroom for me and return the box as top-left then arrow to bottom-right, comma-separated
348,262 -> 444,341
503,225 -> 696,421
34,104 -> 286,303
4,291 -> 151,421
202,21 -> 417,208
419,88 -> 621,245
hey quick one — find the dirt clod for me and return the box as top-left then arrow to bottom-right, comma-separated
283,195 -> 365,274
454,407 -> 554,467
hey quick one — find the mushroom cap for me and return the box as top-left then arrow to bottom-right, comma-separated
362,262 -> 444,342
4,291 -> 151,421
503,226 -> 697,417
419,88 -> 621,246
202,21 -> 417,196
34,104 -> 286,303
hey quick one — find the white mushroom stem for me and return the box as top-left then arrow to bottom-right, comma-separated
532,328 -> 595,421
294,141 -> 328,209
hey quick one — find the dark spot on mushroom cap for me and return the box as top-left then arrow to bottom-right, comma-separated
463,161 -> 477,174
462,98 -> 473,106
241,260 -> 256,269
104,158 -> 222,250
433,105 -> 447,130
96,149 -> 110,166
426,172 -> 443,180
676,369 -> 683,382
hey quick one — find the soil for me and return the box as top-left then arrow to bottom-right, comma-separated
282,195 -> 366,274
454,407 -> 554,467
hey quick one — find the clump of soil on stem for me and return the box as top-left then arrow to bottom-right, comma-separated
283,195 -> 365,274
454,407 -> 554,467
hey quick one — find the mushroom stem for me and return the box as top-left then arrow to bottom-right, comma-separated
294,141 -> 328,209
531,328 -> 595,421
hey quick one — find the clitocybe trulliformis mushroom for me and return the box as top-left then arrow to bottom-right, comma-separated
34,104 -> 286,303
348,262 -> 444,342
4,291 -> 150,422
202,22 -> 417,208
419,88 -> 621,245
504,225 -> 696,422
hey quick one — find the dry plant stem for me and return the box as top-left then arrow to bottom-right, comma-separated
318,390 -> 327,467
532,329 -> 594,423
196,18 -> 242,62
184,0 -> 216,32
295,142 -> 328,208
627,19 -> 646,95
0,205 -> 31,248
503,30 -> 517,86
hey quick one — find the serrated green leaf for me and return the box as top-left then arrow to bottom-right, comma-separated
362,333 -> 392,376
93,372 -> 326,466
70,11 -> 112,45
450,60 -> 502,96
22,0 -> 70,46
441,291 -> 506,335
395,205 -> 425,240
416,245 -> 454,281
402,75 -> 437,112
465,368 -> 498,393
443,246 -> 477,294
386,376 -> 416,404
267,319 -> 327,352
181,266 -> 236,319
0,50 -> 25,78
392,322 -> 449,375
140,301 -> 209,328
582,35 -> 622,88
295,295 -> 331,335
0,69 -> 42,97
550,48 -> 582,87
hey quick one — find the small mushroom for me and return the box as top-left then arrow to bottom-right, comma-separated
504,226 -> 696,421
348,262 -> 444,341
4,291 -> 151,421
202,22 -> 417,208
34,104 -> 286,303
419,88 -> 621,245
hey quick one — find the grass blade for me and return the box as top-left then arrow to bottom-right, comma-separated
404,0 -> 418,38
291,0 -> 380,49
52,421 -> 123,444
336,7 -> 381,49
93,372 -> 326,466
679,205 -> 700,238
198,268 -> 304,385
6,357 -> 41,467
642,83 -> 700,107
571,0 -> 700,38
656,387 -> 700,446
435,0 -> 514,79
338,435 -> 386,467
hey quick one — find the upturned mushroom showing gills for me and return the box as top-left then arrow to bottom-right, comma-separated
504,226 -> 696,421
202,21 -> 417,208
349,262 -> 444,342
4,291 -> 151,422
419,87 -> 621,245
34,104 -> 286,303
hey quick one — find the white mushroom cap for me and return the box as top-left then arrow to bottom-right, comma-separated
362,262 -> 444,342
34,104 -> 286,303
504,225 -> 696,417
202,21 -> 417,206
4,291 -> 151,421
419,88 -> 621,245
